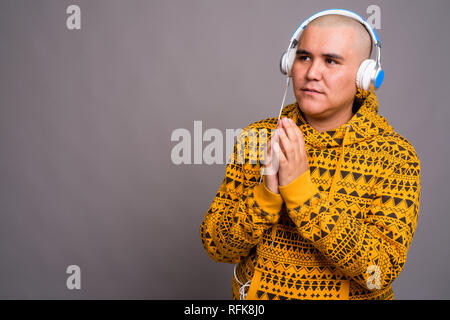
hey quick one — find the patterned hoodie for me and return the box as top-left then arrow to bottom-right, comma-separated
200,89 -> 421,300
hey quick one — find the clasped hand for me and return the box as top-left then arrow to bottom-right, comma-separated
263,117 -> 309,194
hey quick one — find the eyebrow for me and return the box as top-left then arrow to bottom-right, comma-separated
296,49 -> 344,61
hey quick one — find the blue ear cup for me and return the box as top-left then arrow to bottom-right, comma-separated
356,59 -> 384,90
374,69 -> 384,89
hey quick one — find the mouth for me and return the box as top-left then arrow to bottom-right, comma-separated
302,87 -> 323,95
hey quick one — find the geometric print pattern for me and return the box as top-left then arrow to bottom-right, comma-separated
200,89 -> 421,300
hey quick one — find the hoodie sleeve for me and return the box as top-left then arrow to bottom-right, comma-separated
200,127 -> 283,264
278,150 -> 421,291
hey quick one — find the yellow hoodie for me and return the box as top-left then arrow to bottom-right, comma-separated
200,89 -> 421,300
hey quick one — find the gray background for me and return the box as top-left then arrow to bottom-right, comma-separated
0,0 -> 448,299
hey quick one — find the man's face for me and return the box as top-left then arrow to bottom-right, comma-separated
291,25 -> 362,120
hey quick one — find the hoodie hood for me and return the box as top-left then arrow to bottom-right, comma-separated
280,89 -> 393,149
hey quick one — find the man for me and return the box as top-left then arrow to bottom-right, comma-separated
200,12 -> 421,300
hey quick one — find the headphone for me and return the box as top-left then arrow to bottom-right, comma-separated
279,9 -> 384,91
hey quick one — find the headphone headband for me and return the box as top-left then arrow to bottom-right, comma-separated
288,9 -> 381,50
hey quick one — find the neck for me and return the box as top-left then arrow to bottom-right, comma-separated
302,102 -> 354,133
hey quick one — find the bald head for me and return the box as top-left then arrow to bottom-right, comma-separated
302,14 -> 372,63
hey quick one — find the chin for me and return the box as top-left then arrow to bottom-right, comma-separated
298,98 -> 329,118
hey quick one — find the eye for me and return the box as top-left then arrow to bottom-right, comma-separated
326,58 -> 337,65
297,55 -> 310,61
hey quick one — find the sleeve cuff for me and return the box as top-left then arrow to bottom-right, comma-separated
279,170 -> 319,209
253,175 -> 284,215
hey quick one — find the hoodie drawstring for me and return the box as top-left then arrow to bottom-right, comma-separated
270,224 -> 277,249
234,264 -> 251,300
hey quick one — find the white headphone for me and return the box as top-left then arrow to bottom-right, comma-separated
279,9 -> 384,91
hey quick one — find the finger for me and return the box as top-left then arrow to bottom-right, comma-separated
262,130 -> 280,175
285,118 -> 305,161
281,118 -> 301,162
264,129 -> 278,166
277,128 -> 296,161
273,138 -> 287,164
262,162 -> 277,175
262,130 -> 273,164
269,129 -> 278,153
278,118 -> 286,131
267,145 -> 281,176
291,119 -> 306,151
282,117 -> 299,144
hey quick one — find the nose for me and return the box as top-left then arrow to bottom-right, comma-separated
305,60 -> 322,81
